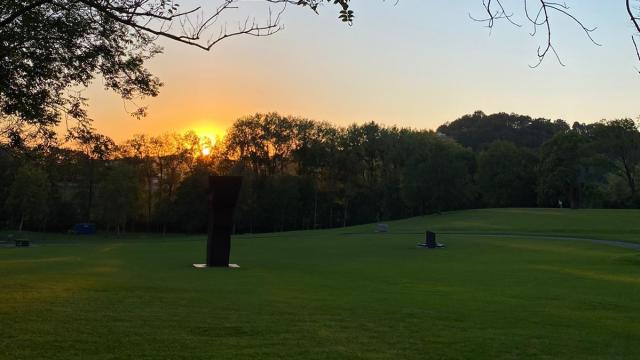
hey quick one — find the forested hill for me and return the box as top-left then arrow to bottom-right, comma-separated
1,112 -> 638,234
437,111 -> 570,150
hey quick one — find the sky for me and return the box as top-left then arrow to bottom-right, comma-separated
84,0 -> 640,142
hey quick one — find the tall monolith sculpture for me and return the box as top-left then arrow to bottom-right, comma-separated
204,175 -> 242,267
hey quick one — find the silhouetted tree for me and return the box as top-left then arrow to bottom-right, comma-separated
5,163 -> 50,231
591,119 -> 640,203
293,120 -> 339,228
97,162 -> 141,233
0,145 -> 20,226
170,165 -> 210,233
438,111 -> 569,151
67,126 -> 116,221
477,141 -> 538,207
402,132 -> 474,215
538,130 -> 603,209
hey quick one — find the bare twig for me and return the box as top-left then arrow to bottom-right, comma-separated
73,0 -> 286,51
627,0 -> 640,67
473,0 -> 601,67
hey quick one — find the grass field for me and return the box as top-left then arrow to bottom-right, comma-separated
1,208 -> 639,359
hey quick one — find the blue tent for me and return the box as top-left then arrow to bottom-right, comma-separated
73,223 -> 96,235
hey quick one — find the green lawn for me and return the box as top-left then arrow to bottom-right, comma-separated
1,209 -> 639,359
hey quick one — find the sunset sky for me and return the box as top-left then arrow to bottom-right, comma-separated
85,0 -> 639,141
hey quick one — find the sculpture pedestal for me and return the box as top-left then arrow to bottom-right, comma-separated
192,263 -> 240,269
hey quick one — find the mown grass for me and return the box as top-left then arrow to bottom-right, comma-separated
1,209 -> 639,359
354,208 -> 640,242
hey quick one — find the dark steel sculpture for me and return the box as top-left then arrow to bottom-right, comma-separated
206,176 -> 243,267
425,231 -> 437,249
418,231 -> 444,249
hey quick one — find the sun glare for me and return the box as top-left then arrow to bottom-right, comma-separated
183,124 -> 226,157
198,133 -> 220,157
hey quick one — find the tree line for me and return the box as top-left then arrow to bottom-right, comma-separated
1,111 -> 639,234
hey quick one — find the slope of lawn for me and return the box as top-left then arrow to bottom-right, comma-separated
1,208 -> 639,359
351,208 -> 640,243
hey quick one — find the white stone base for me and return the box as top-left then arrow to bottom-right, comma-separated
192,263 -> 240,269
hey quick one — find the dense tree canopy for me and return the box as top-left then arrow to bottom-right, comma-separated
590,119 -> 640,202
537,130 -> 604,209
477,141 -> 538,207
5,163 -> 50,231
1,0 -> 163,140
97,162 -> 140,233
437,111 -> 569,151
2,111 -> 638,234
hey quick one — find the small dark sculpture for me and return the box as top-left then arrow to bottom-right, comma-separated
205,176 -> 243,267
418,231 -> 445,249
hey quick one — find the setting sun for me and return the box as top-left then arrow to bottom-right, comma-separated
180,125 -> 223,157
198,134 -> 216,157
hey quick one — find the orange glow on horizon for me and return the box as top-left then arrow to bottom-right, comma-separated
189,123 -> 225,144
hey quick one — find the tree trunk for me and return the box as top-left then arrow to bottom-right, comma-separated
18,214 -> 24,232
313,188 -> 318,229
147,172 -> 152,229
621,159 -> 637,199
158,159 -> 164,201
342,199 -> 348,228
329,206 -> 333,228
569,185 -> 579,210
87,159 -> 94,221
